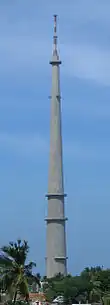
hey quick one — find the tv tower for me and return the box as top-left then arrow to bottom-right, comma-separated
45,15 -> 68,278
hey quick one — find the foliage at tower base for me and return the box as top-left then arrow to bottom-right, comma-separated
43,268 -> 110,304
0,240 -> 40,304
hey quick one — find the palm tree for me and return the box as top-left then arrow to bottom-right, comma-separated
0,239 -> 40,303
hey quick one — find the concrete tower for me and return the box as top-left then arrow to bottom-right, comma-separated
45,15 -> 67,278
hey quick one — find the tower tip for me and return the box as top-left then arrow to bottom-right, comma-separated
50,14 -> 61,63
53,14 -> 57,52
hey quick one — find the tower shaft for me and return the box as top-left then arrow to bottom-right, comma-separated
45,16 -> 67,278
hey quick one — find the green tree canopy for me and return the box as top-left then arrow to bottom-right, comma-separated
0,239 -> 40,303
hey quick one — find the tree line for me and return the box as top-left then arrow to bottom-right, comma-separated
44,267 -> 110,304
0,239 -> 110,305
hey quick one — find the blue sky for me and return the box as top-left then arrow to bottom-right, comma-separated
0,0 -> 110,276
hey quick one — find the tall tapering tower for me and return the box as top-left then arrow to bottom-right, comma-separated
45,15 -> 67,278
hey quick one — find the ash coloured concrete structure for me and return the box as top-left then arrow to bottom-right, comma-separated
45,15 -> 68,278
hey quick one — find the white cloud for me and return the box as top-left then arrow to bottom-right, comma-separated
0,132 -> 48,157
68,99 -> 110,120
0,36 -> 49,75
0,32 -> 110,87
0,0 -> 109,25
0,132 -> 109,162
64,141 -> 110,162
0,1 -> 109,87
65,0 -> 110,24
61,44 -> 110,86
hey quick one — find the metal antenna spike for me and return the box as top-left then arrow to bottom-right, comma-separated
53,14 -> 57,51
